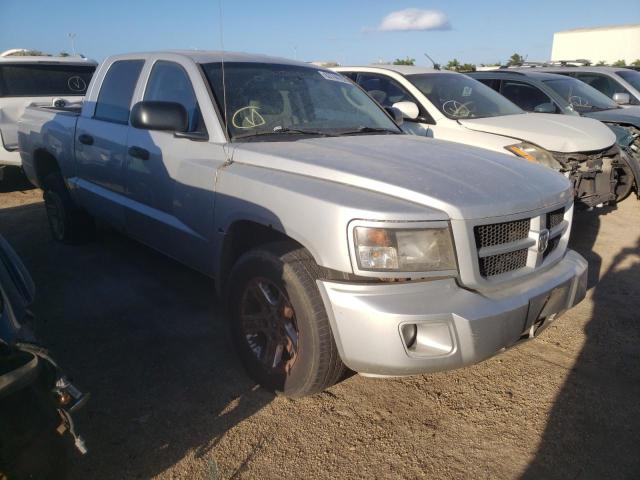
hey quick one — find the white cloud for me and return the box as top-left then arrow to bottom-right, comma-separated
378,9 -> 450,32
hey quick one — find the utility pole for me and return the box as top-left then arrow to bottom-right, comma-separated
68,33 -> 76,56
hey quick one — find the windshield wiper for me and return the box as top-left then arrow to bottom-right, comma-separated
234,126 -> 336,140
337,126 -> 400,135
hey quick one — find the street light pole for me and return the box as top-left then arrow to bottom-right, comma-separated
68,33 -> 76,56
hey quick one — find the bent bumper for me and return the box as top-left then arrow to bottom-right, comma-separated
318,250 -> 587,376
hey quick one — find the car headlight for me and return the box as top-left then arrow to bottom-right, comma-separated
505,142 -> 562,169
353,226 -> 457,273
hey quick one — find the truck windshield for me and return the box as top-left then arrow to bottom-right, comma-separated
0,64 -> 95,97
543,77 -> 618,113
616,70 -> 640,91
201,62 -> 401,140
407,73 -> 523,119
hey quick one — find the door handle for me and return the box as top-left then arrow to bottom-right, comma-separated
78,134 -> 94,145
128,146 -> 150,161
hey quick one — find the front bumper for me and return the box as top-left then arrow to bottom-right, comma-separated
318,250 -> 587,376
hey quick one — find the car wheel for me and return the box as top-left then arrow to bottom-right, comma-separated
43,173 -> 94,244
227,241 -> 345,397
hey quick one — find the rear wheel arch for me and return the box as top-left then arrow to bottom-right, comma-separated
33,149 -> 61,189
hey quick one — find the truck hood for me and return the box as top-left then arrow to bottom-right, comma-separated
583,106 -> 640,129
231,135 -> 571,221
458,113 -> 616,153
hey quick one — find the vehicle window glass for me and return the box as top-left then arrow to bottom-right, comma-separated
408,73 -> 523,119
543,77 -> 617,113
94,60 -> 144,124
499,80 -> 556,112
356,73 -> 414,108
144,61 -> 205,133
575,73 -> 622,98
201,62 -> 400,140
340,72 -> 358,82
616,70 -> 640,92
475,78 -> 500,91
0,64 -> 95,97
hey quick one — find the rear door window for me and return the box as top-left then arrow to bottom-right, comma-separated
0,64 -> 95,97
94,60 -> 144,124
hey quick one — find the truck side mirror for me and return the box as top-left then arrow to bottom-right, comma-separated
534,102 -> 556,114
384,106 -> 404,126
392,101 -> 420,120
130,101 -> 188,132
612,92 -> 630,105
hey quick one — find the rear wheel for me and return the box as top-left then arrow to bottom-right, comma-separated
227,242 -> 345,397
43,172 -> 95,244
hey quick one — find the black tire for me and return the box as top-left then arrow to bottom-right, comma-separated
42,172 -> 95,244
227,241 -> 345,397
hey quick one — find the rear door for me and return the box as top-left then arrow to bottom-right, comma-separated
74,59 -> 144,229
498,80 -> 559,113
123,58 -> 222,273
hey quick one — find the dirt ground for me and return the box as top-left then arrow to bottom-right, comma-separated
1,171 -> 639,480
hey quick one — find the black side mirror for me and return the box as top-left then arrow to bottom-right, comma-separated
384,106 -> 404,126
130,101 -> 188,132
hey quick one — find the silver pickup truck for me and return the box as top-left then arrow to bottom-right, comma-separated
18,51 -> 588,397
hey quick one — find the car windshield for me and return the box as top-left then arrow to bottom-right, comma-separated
407,73 -> 523,119
201,62 -> 400,140
543,77 -> 618,112
616,70 -> 640,91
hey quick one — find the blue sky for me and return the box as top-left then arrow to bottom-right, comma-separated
1,1 -> 639,65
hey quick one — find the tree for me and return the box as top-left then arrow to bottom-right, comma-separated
7,49 -> 47,56
393,57 -> 415,66
58,51 -> 70,57
631,59 -> 640,67
460,63 -> 476,72
507,53 -> 524,67
445,58 -> 460,71
612,59 -> 627,67
596,60 -> 607,66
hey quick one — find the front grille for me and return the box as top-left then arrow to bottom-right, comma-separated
547,208 -> 565,229
474,219 -> 530,248
478,248 -> 528,277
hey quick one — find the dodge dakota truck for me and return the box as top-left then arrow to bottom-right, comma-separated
18,51 -> 588,397
334,65 -> 620,209
0,51 -> 96,180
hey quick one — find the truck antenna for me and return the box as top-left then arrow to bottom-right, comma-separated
424,53 -> 440,70
218,0 -> 229,138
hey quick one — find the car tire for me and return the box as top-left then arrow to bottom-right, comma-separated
42,172 -> 95,244
227,241 -> 345,397
614,154 -> 635,201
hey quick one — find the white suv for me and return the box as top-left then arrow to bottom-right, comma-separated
0,52 -> 96,179
335,65 -> 620,208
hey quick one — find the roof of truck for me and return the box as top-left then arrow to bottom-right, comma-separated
107,50 -> 311,67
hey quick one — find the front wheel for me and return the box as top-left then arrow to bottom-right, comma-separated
227,242 -> 345,397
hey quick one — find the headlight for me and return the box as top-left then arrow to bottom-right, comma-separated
505,142 -> 562,169
353,226 -> 457,273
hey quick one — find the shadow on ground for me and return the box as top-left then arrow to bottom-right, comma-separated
0,168 -> 35,194
0,202 -> 274,479
522,208 -> 640,479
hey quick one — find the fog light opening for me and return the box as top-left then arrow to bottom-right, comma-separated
401,323 -> 418,350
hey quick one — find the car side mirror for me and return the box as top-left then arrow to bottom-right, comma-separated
392,101 -> 420,120
384,106 -> 404,126
130,101 -> 188,132
613,92 -> 630,105
534,102 -> 556,113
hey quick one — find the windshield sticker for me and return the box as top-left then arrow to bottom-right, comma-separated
318,71 -> 350,84
462,86 -> 472,97
67,76 -> 87,92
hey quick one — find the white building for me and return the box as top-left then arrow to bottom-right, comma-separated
551,24 -> 640,65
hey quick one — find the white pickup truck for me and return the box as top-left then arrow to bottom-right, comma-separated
18,51 -> 587,397
0,52 -> 96,180
335,65 -> 621,209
